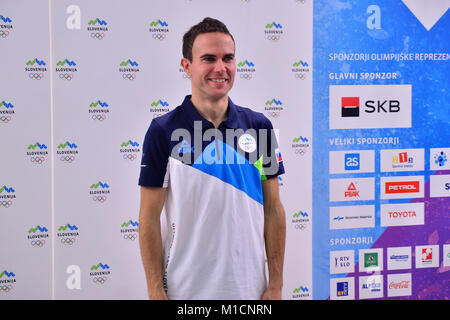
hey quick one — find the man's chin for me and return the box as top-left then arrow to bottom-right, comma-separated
206,87 -> 232,99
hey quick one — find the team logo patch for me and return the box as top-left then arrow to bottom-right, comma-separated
238,134 -> 257,153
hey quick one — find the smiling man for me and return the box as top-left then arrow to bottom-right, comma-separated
138,17 -> 286,300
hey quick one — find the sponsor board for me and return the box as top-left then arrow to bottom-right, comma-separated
387,246 -> 412,270
329,178 -> 375,202
329,150 -> 375,174
387,273 -> 412,298
380,176 -> 424,199
430,148 -> 450,170
359,275 -> 383,299
380,148 -> 424,172
359,248 -> 383,272
329,236 -> 374,248
330,205 -> 375,230
380,202 -> 424,227
330,250 -> 354,274
329,85 -> 412,129
430,174 -> 450,198
415,245 -> 439,269
443,244 -> 450,267
330,277 -> 355,300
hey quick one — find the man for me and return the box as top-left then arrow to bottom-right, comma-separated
138,17 -> 286,300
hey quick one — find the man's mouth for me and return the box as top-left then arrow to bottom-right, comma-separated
209,78 -> 227,83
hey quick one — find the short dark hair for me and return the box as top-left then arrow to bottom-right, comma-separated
182,17 -> 235,61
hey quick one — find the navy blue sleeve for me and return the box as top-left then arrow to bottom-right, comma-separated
259,115 -> 285,179
138,119 -> 170,187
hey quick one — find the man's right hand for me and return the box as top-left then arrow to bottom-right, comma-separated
148,287 -> 169,300
138,186 -> 168,300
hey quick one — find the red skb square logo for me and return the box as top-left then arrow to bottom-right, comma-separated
341,97 -> 360,117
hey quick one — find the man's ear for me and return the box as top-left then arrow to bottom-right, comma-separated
180,58 -> 191,77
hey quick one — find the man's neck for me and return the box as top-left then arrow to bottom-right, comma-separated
190,94 -> 229,128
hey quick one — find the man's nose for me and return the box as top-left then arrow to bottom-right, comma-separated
213,59 -> 226,72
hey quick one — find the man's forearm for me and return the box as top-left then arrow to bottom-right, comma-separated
138,210 -> 167,299
264,200 -> 286,290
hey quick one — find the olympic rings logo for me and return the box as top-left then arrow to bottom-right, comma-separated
123,233 -> 137,241
60,156 -> 75,163
93,195 -> 107,202
59,73 -> 74,80
60,237 -> 76,245
152,33 -> 166,40
182,73 -> 191,80
240,73 -> 253,80
0,200 -> 13,208
92,114 -> 107,122
30,156 -> 46,164
29,73 -> 44,80
267,111 -> 280,118
295,223 -> 307,230
0,116 -> 12,123
294,73 -> 307,80
31,239 -> 46,247
123,154 -> 137,161
294,148 -> 307,155
0,30 -> 10,38
0,285 -> 13,293
92,276 -> 108,284
90,32 -> 105,40
122,73 -> 136,80
267,35 -> 281,42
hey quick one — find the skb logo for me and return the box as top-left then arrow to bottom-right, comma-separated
341,96 -> 400,117
329,84 -> 412,129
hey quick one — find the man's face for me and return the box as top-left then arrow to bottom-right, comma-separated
182,32 -> 236,103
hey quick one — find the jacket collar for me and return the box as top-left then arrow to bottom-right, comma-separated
181,95 -> 239,129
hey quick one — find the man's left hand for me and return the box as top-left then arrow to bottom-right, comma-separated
261,287 -> 282,300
